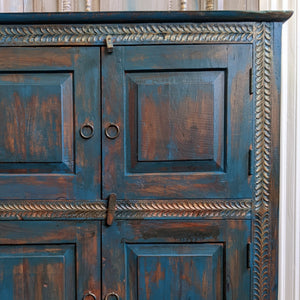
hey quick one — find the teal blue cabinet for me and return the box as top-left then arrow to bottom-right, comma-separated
0,221 -> 100,300
102,44 -> 253,199
102,220 -> 251,300
0,11 -> 292,300
0,47 -> 101,200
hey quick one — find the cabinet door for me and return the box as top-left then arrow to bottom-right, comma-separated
0,47 -> 100,200
102,45 -> 253,199
102,220 -> 250,300
0,221 -> 100,300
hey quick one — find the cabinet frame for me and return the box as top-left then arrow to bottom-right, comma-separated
0,11 -> 292,300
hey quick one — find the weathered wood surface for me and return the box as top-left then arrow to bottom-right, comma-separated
0,47 -> 101,200
0,11 -> 292,300
102,44 -> 253,199
102,220 -> 251,299
0,221 -> 101,300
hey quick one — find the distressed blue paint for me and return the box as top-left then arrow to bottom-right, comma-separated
127,244 -> 223,300
103,44 -> 253,199
0,47 -> 101,200
0,245 -> 75,300
103,220 -> 251,299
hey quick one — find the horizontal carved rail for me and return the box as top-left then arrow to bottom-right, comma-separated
0,199 -> 252,219
0,23 -> 254,46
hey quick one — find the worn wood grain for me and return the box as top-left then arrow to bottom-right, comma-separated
0,11 -> 291,300
0,245 -> 75,300
0,221 -> 101,300
102,44 -> 252,199
102,220 -> 250,299
0,47 -> 101,200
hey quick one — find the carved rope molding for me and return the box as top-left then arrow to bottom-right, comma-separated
253,22 -> 272,300
0,199 -> 252,219
0,23 -> 254,45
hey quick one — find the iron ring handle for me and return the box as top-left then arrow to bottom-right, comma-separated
104,292 -> 120,300
82,291 -> 97,300
80,123 -> 94,139
105,123 -> 120,140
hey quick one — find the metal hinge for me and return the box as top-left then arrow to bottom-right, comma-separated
249,68 -> 253,95
106,193 -> 117,226
247,242 -> 251,269
106,35 -> 114,53
248,146 -> 254,176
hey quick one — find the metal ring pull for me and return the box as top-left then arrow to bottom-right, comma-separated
104,292 -> 119,300
80,123 -> 94,139
105,123 -> 120,140
82,291 -> 97,300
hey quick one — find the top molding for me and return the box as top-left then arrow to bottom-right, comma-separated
0,11 -> 293,25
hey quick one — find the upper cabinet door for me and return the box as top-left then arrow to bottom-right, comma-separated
0,47 -> 100,200
102,45 -> 253,199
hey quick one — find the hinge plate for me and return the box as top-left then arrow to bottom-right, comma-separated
247,242 -> 251,269
248,146 -> 254,175
249,68 -> 253,95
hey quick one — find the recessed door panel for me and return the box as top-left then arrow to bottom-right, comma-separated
102,45 -> 253,199
0,73 -> 73,173
126,244 -> 223,300
102,220 -> 251,300
0,221 -> 100,300
0,245 -> 75,300
127,71 -> 225,173
0,47 -> 100,200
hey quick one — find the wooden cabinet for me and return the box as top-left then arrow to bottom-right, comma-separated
0,47 -> 101,200
0,221 -> 101,300
102,44 -> 253,199
0,11 -> 292,300
102,220 -> 250,299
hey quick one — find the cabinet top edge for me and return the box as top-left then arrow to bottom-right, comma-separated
0,11 -> 293,25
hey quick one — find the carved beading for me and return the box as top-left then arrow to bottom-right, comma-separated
0,23 -> 254,46
0,199 -> 251,219
253,22 -> 272,300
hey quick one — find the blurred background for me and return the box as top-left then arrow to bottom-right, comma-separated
0,0 -> 258,12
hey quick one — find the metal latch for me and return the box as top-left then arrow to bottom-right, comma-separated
106,35 -> 114,53
106,193 -> 117,226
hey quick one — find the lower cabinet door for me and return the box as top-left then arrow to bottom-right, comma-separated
102,220 -> 251,300
0,221 -> 100,300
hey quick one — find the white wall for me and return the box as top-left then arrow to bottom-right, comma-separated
260,1 -> 300,300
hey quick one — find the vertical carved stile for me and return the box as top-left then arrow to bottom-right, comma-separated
253,22 -> 272,300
